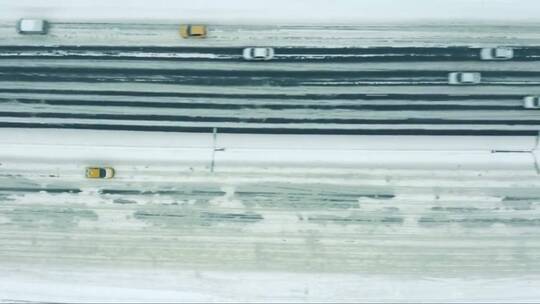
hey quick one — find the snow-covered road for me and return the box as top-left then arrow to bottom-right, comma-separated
1,44 -> 540,135
3,22 -> 540,47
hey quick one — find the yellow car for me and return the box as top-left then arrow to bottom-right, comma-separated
180,25 -> 207,38
86,167 -> 115,179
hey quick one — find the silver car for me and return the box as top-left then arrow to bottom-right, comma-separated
523,96 -> 540,109
448,72 -> 481,85
243,47 -> 274,61
480,47 -> 513,60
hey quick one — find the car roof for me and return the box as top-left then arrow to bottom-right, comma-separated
189,25 -> 206,34
19,19 -> 45,30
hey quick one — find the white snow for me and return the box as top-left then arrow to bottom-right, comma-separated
2,0 -> 540,24
0,129 -> 537,172
2,266 -> 540,303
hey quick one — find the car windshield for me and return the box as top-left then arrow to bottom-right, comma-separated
99,168 -> 107,178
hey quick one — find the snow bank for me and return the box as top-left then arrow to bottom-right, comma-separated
2,0 -> 540,24
2,266 -> 540,303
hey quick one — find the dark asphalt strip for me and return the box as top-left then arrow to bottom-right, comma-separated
0,55 -> 481,62
2,68 -> 540,87
0,187 -> 82,193
2,46 -> 540,63
1,111 -> 539,125
0,122 -> 535,136
0,75 -> 450,86
4,66 -> 540,77
0,46 -> 480,62
2,75 -> 538,86
5,98 -> 521,111
0,67 -> 453,77
1,45 -> 539,55
0,88 -> 523,100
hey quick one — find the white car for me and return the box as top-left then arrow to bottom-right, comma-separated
242,47 -> 274,61
480,47 -> 514,60
448,72 -> 481,85
17,19 -> 48,34
523,96 -> 540,109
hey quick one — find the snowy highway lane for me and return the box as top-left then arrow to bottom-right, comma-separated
6,66 -> 540,86
3,22 -> 540,48
2,25 -> 540,138
2,46 -> 540,62
1,45 -> 540,135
